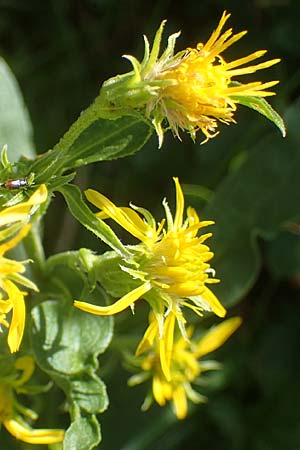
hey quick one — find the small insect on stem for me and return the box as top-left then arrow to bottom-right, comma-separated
0,178 -> 29,190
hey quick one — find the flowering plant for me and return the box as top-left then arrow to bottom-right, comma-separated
0,10 -> 291,450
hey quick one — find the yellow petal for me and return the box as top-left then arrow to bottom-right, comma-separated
86,189 -> 149,242
225,50 -> 267,70
135,316 -> 159,356
0,185 -> 47,227
115,207 -> 154,236
173,178 -> 184,230
201,286 -> 226,318
5,280 -> 26,353
0,205 -> 33,226
4,419 -> 64,444
13,356 -> 35,387
196,316 -> 242,358
0,258 -> 25,274
0,299 -> 13,314
0,224 -> 31,256
0,314 -> 9,328
203,11 -> 231,52
172,385 -> 188,420
227,58 -> 280,77
159,312 -> 176,381
74,282 -> 151,316
27,184 -> 48,205
152,375 -> 167,406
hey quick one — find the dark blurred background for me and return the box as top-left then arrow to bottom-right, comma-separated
1,1 -> 300,449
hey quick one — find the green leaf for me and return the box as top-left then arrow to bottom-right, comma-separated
62,115 -> 153,169
183,183 -> 214,203
63,415 -> 101,450
92,251 -> 142,298
44,249 -> 97,297
264,231 -> 300,279
0,57 -> 35,160
30,115 -> 153,183
30,292 -> 113,450
203,99 -> 300,307
47,172 -> 76,191
234,95 -> 286,137
69,374 -> 108,414
59,184 -> 127,256
31,297 -> 113,376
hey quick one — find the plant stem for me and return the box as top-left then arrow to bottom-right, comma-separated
23,221 -> 45,281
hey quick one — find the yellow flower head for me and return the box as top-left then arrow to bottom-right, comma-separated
99,11 -> 281,146
0,355 -> 64,444
128,316 -> 242,420
0,185 -> 47,353
75,178 -> 226,379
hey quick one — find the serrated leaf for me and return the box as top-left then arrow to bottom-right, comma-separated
63,415 -> 101,450
59,184 -> 127,256
234,95 -> 286,137
202,99 -> 300,307
0,57 -> 35,160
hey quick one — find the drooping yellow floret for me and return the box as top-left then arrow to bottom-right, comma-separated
129,316 -> 242,419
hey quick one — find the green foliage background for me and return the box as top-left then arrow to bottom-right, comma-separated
1,0 -> 300,449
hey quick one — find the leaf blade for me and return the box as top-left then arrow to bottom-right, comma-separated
0,57 -> 35,160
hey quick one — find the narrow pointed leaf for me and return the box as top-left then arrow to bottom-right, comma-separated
59,184 -> 127,256
234,95 -> 286,137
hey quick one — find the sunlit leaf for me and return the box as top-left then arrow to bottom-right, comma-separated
234,94 -> 286,137
59,183 -> 127,256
